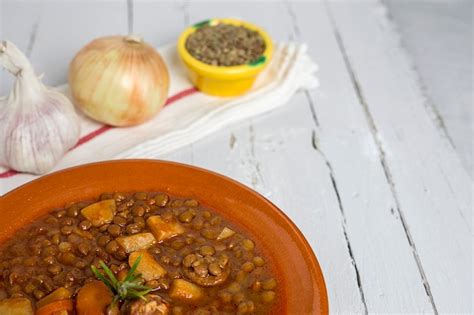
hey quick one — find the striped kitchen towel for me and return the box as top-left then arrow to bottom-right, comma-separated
0,43 -> 318,195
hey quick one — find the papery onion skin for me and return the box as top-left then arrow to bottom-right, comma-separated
69,36 -> 169,126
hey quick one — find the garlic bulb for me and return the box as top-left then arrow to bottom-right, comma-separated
69,35 -> 169,126
0,40 -> 80,174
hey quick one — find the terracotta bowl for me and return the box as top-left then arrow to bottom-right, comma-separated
0,160 -> 328,314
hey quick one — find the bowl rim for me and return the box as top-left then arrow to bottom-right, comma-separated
0,159 -> 328,314
177,18 -> 274,79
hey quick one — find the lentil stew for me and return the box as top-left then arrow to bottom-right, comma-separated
0,191 -> 278,314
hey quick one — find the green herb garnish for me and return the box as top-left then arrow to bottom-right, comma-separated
91,255 -> 152,306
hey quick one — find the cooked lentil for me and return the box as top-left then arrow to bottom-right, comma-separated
0,191 -> 278,314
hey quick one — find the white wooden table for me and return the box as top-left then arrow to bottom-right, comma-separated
1,1 -> 472,313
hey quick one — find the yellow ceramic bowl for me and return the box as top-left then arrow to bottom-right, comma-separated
177,18 -> 273,97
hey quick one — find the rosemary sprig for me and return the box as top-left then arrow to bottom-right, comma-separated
91,255 -> 152,306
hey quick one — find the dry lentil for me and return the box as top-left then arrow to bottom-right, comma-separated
186,24 -> 265,66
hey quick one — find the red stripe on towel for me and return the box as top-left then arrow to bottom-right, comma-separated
0,87 -> 199,179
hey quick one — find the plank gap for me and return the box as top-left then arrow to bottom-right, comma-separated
180,0 -> 190,26
229,133 -> 236,150
332,173 -> 369,315
283,1 -> 321,127
379,160 -> 439,313
127,0 -> 134,35
310,129 -> 369,313
311,130 -> 319,151
26,20 -> 40,58
283,0 -> 302,38
305,90 -> 320,127
248,124 -> 265,190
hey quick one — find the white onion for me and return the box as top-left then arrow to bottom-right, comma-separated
69,35 -> 169,126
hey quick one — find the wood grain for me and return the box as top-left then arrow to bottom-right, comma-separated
288,2 -> 434,312
327,0 -> 472,312
385,0 -> 473,177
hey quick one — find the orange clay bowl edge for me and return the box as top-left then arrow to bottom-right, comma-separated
0,159 -> 328,314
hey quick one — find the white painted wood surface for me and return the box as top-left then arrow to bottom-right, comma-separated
0,0 -> 471,313
384,0 -> 473,177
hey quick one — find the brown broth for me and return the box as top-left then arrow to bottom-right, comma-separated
0,191 -> 278,314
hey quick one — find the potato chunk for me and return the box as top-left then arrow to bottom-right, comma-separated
169,279 -> 203,303
36,287 -> 72,309
117,232 -> 156,253
129,250 -> 167,281
216,227 -> 235,240
0,298 -> 33,315
147,215 -> 184,242
81,199 -> 116,227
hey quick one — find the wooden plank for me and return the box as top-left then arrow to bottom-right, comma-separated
385,0 -> 473,176
287,1 -> 434,313
130,1 -> 376,313
0,1 -> 42,95
184,2 -> 367,313
187,97 -> 367,314
127,1 -> 365,312
183,0 -> 293,42
128,0 -> 438,311
26,0 -> 128,88
133,0 -> 189,47
327,0 -> 472,312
